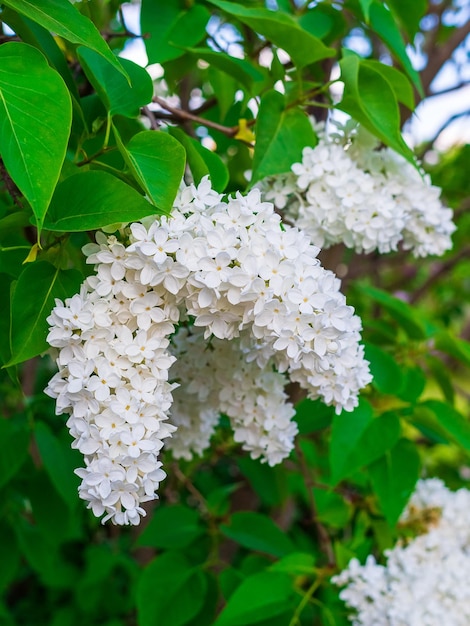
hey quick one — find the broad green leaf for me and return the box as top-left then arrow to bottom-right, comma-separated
114,129 -> 185,213
208,68 -> 238,121
186,47 -> 265,93
331,409 -> 401,484
408,405 -> 451,444
14,518 -> 77,588
368,438 -> 420,526
0,415 -> 29,488
270,553 -> 316,576
78,48 -> 153,118
422,400 -> 470,451
34,422 -> 80,510
397,366 -> 426,403
214,571 -> 296,626
362,59 -> 415,110
358,0 -> 374,21
338,52 -> 416,166
251,90 -> 317,184
294,398 -> 334,435
363,343 -> 404,395
27,471 -> 75,545
137,504 -> 203,549
312,489 -> 352,528
137,552 -> 207,626
298,10 -> 333,39
0,523 -> 20,593
434,330 -> 470,369
43,171 -> 158,232
369,2 -> 423,95
0,43 -> 72,233
7,262 -> 82,366
387,0 -> 427,40
1,8 -> 78,98
237,456 -> 288,507
426,354 -> 455,405
207,0 -> 335,68
220,512 -> 295,558
358,284 -> 427,339
2,0 -> 126,78
329,398 -> 373,485
142,0 -> 210,64
169,127 -> 229,192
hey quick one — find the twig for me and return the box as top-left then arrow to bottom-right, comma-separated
294,441 -> 335,566
410,245 -> 470,303
153,96 -> 239,137
422,18 -> 470,95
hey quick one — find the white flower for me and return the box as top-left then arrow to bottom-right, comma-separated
259,122 -> 456,257
46,175 -> 371,525
333,478 -> 470,626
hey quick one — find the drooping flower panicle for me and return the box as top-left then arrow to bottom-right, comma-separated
333,478 -> 470,626
45,177 -> 371,524
260,122 -> 456,257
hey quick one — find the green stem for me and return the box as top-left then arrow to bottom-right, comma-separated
288,578 -> 322,626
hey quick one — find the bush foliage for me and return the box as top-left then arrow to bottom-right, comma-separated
0,1 -> 469,624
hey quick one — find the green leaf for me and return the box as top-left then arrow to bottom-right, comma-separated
0,42 -> 72,233
208,69 -> 238,121
0,523 -> 20,593
369,2 -> 423,95
270,553 -> 316,576
0,415 -> 29,488
426,354 -> 455,405
363,343 -> 404,395
169,127 -> 229,192
434,330 -> 470,369
251,90 -> 317,184
2,0 -> 126,78
387,0 -> 427,40
294,398 -> 334,435
358,284 -> 427,339
7,262 -> 82,366
187,47 -> 266,93
114,129 -> 185,213
43,171 -> 158,232
137,552 -> 207,626
214,571 -> 295,626
207,0 -> 335,68
77,48 -> 153,118
397,366 -> 426,403
358,0 -> 374,21
421,400 -> 470,451
329,398 -> 373,485
34,421 -> 80,510
237,456 -> 288,507
14,518 -> 77,588
312,489 -> 352,528
338,52 -> 416,166
137,504 -> 203,549
368,438 -> 420,526
1,8 -> 78,98
142,0 -> 210,64
362,60 -> 415,110
331,408 -> 401,484
220,512 -> 296,558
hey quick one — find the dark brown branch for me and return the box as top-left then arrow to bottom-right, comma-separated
421,18 -> 470,95
294,441 -> 335,566
153,96 -> 239,137
410,245 -> 470,304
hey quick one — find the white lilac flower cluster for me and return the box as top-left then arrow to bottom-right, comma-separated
260,122 -> 456,257
168,326 -> 297,465
333,478 -> 470,626
45,177 -> 371,524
